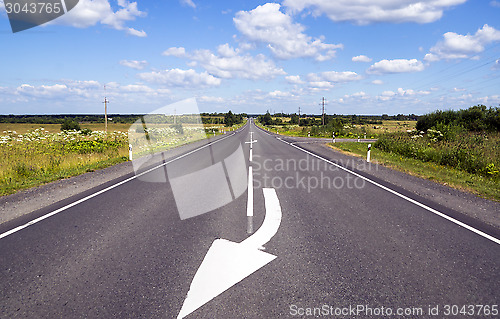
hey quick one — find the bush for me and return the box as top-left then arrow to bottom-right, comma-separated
416,105 -> 500,132
61,119 -> 81,131
374,130 -> 499,178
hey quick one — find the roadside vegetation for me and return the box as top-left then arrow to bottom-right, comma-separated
256,111 -> 416,138
0,112 -> 246,196
330,105 -> 500,201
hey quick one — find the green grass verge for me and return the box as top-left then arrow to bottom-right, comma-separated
329,142 -> 500,202
1,155 -> 129,197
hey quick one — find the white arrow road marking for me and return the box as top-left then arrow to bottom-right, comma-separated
177,188 -> 282,319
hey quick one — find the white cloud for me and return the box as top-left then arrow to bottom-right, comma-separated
308,71 -> 362,83
167,44 -> 285,80
352,55 -> 372,62
285,75 -> 304,84
198,96 -> 225,103
52,0 -> 147,37
163,47 -> 188,58
282,0 -> 466,25
180,0 -> 196,9
377,87 -> 430,101
120,84 -> 155,93
424,24 -> 500,61
233,3 -> 342,61
138,68 -> 221,88
16,84 -> 68,98
127,28 -> 147,37
491,1 -> 500,8
372,79 -> 384,85
120,60 -> 148,70
308,81 -> 334,90
368,59 -> 425,74
269,90 -> 292,98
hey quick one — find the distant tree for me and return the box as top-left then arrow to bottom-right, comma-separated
61,119 -> 81,131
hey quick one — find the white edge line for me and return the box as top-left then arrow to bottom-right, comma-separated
277,137 -> 500,246
0,132 -> 239,240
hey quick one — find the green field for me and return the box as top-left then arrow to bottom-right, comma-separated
257,118 -> 416,138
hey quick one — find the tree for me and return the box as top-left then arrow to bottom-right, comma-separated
224,110 -> 236,127
61,119 -> 81,131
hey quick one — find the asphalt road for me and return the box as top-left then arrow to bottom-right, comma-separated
1,119 -> 499,318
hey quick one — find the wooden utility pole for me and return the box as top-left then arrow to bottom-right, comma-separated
298,106 -> 301,126
103,85 -> 109,132
320,97 -> 326,126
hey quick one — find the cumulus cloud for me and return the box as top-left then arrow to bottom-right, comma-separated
163,47 -> 188,58
120,60 -> 148,70
367,59 -> 425,74
372,79 -> 384,85
269,90 -> 292,98
285,75 -> 305,84
52,0 -> 147,37
377,87 -> 430,100
308,81 -> 334,91
163,44 -> 285,80
16,84 -> 68,98
198,96 -> 225,103
282,0 -> 466,25
191,47 -> 285,80
120,84 -> 155,93
138,68 -> 221,88
308,71 -> 362,83
352,55 -> 372,62
424,24 -> 500,61
126,28 -> 147,37
234,3 -> 342,61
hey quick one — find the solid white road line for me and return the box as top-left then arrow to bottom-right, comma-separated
247,166 -> 254,217
242,188 -> 282,249
278,138 -> 500,246
0,132 -> 239,240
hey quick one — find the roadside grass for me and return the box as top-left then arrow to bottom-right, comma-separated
0,129 -> 129,196
328,142 -> 500,202
0,121 -> 245,196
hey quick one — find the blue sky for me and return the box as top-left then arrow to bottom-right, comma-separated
0,0 -> 499,115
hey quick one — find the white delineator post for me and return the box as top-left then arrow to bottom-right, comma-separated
129,144 -> 133,160
367,144 -> 371,163
332,132 -> 335,143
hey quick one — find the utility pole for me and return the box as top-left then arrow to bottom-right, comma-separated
298,106 -> 301,126
320,97 -> 326,126
103,85 -> 109,133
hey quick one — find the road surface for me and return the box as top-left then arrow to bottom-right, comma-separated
1,119 -> 499,318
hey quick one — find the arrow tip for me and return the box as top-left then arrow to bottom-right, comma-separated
177,239 -> 276,318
